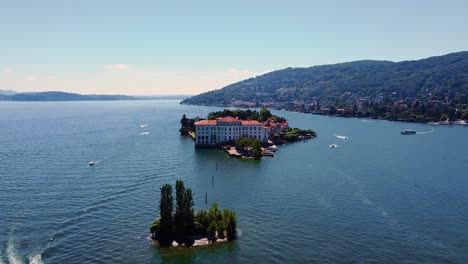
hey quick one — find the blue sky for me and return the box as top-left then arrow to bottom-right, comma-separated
1,0 -> 467,95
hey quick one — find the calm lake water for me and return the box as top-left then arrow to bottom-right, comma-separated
1,100 -> 468,263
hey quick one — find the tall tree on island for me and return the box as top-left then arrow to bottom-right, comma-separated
158,184 -> 174,246
180,114 -> 188,127
175,180 -> 187,243
175,180 -> 195,244
184,188 -> 195,239
179,114 -> 189,136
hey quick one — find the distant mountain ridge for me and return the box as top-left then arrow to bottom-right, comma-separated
0,91 -> 190,101
181,51 -> 468,106
0,89 -> 17,95
0,91 -> 135,101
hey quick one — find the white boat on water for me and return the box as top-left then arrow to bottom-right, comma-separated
268,145 -> 278,152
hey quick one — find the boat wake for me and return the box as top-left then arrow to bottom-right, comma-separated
334,134 -> 349,140
138,124 -> 148,128
0,246 -> 5,264
28,254 -> 43,264
139,131 -> 150,135
235,228 -> 242,237
361,119 -> 375,123
6,239 -> 22,264
416,129 -> 434,134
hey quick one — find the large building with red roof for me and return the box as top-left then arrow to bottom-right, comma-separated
194,116 -> 269,146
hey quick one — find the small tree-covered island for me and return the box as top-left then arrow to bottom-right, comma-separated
180,109 -> 316,159
150,180 -> 237,247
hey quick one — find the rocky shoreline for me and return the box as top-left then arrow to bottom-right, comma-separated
428,119 -> 468,126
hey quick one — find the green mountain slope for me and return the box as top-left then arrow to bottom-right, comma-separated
182,52 -> 468,107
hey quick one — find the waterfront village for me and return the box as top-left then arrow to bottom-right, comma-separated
180,109 -> 316,159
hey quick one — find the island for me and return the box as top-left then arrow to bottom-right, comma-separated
180,109 -> 316,159
181,52 -> 468,125
150,180 -> 237,247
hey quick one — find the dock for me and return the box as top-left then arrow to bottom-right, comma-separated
224,146 -> 242,158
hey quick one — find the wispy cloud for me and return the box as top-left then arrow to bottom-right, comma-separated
241,70 -> 251,75
25,75 -> 57,81
227,68 -> 274,77
227,68 -> 254,76
103,64 -> 130,71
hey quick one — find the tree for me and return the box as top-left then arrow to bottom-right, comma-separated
235,137 -> 263,159
184,188 -> 195,243
222,209 -> 237,241
447,107 -> 456,121
207,222 -> 218,242
440,114 -> 449,122
259,109 -> 272,122
179,114 -> 195,136
157,184 -> 174,246
174,180 -> 186,243
174,180 -> 196,244
180,114 -> 188,127
151,182 -> 237,247
150,217 -> 161,237
251,140 -> 262,160
462,110 -> 468,120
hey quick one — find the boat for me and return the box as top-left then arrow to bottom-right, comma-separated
267,145 -> 278,152
401,129 -> 416,135
89,161 -> 96,166
329,144 -> 338,148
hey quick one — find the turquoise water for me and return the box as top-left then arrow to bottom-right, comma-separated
1,100 -> 468,263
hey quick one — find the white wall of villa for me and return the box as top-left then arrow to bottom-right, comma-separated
195,116 -> 269,146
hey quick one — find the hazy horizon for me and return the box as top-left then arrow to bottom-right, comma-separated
1,0 -> 468,95
0,89 -> 194,97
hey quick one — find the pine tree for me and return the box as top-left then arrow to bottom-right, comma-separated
158,184 -> 174,246
174,180 -> 186,243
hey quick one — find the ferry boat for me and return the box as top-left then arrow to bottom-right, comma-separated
401,129 -> 416,135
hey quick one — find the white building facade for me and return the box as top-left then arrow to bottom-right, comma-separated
194,116 -> 269,147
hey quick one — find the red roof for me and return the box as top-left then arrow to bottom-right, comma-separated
195,120 -> 217,126
216,116 -> 239,122
195,116 -> 277,127
241,120 -> 262,125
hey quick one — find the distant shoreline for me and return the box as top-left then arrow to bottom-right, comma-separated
0,98 -> 186,102
181,102 -> 468,126
0,90 -> 191,102
299,109 -> 468,126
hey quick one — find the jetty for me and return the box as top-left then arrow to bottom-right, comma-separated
223,146 -> 242,158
